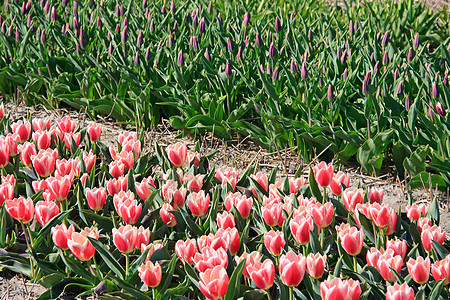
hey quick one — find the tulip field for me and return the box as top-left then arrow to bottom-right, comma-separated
0,0 -> 450,190
0,107 -> 448,300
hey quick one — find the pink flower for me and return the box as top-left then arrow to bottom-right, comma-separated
337,224 -> 364,256
330,171 -> 350,196
32,130 -> 52,150
193,246 -> 228,273
307,253 -> 327,279
313,161 -> 333,187
342,188 -> 364,213
106,176 -> 127,196
247,259 -> 275,290
199,265 -> 229,300
290,214 -> 314,245
85,187 -> 107,211
175,239 -> 198,264
31,149 -> 58,178
63,132 -> 81,151
135,177 -> 155,201
83,150 -> 97,173
11,120 -> 31,143
35,200 -> 59,226
18,142 -> 36,167
32,118 -> 51,131
407,256 -> 430,284
311,202 -> 334,228
289,177 -> 307,194
113,225 -> 138,253
138,261 -> 162,287
217,211 -> 235,230
56,116 -> 76,133
160,203 -> 177,227
279,251 -> 307,286
5,197 -> 35,224
67,232 -> 95,261
187,191 -> 210,217
264,230 -> 285,256
431,256 -> 450,285
405,204 -> 428,221
386,282 -> 414,300
250,172 -> 269,197
368,187 -> 383,204
224,191 -> 252,219
87,123 -> 102,142
166,142 -> 187,168
51,224 -> 75,250
421,224 -> 446,252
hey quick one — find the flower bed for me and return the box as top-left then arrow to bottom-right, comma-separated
0,107 -> 449,299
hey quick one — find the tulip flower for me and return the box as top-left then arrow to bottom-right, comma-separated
109,160 -> 126,179
87,123 -> 102,142
184,173 -> 203,192
32,130 -> 52,150
114,192 -> 142,225
264,230 -> 285,256
214,227 -> 240,256
11,120 -> 31,143
0,103 -> 4,119
216,167 -> 239,191
421,224 -> 446,252
431,256 -> 450,285
311,202 -> 334,229
55,158 -> 80,178
18,142 -> 37,167
199,265 -> 229,300
138,261 -> 162,287
330,171 -> 350,196
235,251 -> 262,278
436,102 -> 446,117
177,49 -> 184,67
278,251 -> 306,286
250,172 -> 269,197
386,282 -> 414,300
135,177 -> 155,201
5,197 -> 35,224
262,201 -> 285,227
217,211 -> 235,230
45,175 -> 72,202
274,16 -> 281,32
51,224 -> 75,250
290,214 -> 314,245
67,232 -> 95,261
166,142 -> 187,168
377,250 -> 403,282
307,253 -> 327,279
288,177 -> 307,194
369,203 -> 392,228
407,256 -> 430,284
85,187 -> 107,211
313,162 -> 333,188
193,246 -> 228,273
175,239 -> 198,264
342,188 -> 364,213
0,182 -> 14,205
337,224 -> 364,256
80,226 -> 99,240
386,239 -> 407,260
405,204 -> 428,221
187,191 -> 210,217
320,277 -> 361,300
247,259 -> 275,290
113,225 -> 137,254
35,200 -> 59,226
368,187 -> 383,204
160,203 -> 177,227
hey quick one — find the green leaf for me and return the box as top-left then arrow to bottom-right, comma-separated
57,249 -> 96,282
427,197 -> 440,225
308,167 -> 323,203
429,279 -> 445,299
32,209 -> 72,249
88,237 -> 125,280
156,254 -> 178,296
224,259 -> 246,300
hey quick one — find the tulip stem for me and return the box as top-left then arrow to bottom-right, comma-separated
353,256 -> 357,273
320,229 -> 324,248
22,222 -> 35,281
265,289 -> 272,300
92,255 -> 103,280
372,223 -> 377,249
125,253 -> 129,277
289,286 -> 294,300
322,187 -> 327,204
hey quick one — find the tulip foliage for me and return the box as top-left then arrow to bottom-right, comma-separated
0,110 -> 449,299
1,0 -> 450,188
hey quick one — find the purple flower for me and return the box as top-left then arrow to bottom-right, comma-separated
225,60 -> 232,77
51,6 -> 56,21
376,86 -> 381,98
236,46 -> 243,62
137,30 -> 144,47
396,81 -> 403,96
436,102 -> 446,116
362,78 -> 369,95
429,106 -> 435,120
290,59 -> 298,73
170,0 -> 176,13
274,16 -> 281,32
134,51 -> 140,66
44,1 -> 50,14
192,14 -> 198,26
256,33 -> 263,48
40,28 -> 46,43
272,66 -> 279,81
145,47 -> 151,60
407,48 -> 414,62
381,31 -> 389,46
242,12 -> 250,26
327,85 -> 334,100
189,36 -> 199,51
268,42 -> 275,57
373,61 -> 380,77
177,49 -> 184,66
97,17 -> 102,29
394,68 -> 399,81
349,20 -> 354,35
300,62 -> 307,78
149,19 -> 155,31
199,17 -> 205,33
73,16 -> 79,30
413,32 -> 419,48
266,62 -> 271,75
119,5 -> 124,16
161,4 -> 166,14
121,25 -> 128,42
173,20 -> 178,32
405,95 -> 410,110
382,51 -> 389,65
204,48 -> 211,61
343,68 -> 348,80
227,37 -> 234,51
20,2 -> 26,14
217,13 -> 223,27
15,27 -> 20,41
142,0 -> 147,8
207,0 -> 212,14
260,64 -> 265,74
340,50 -> 347,64
167,34 -> 174,47
432,81 -> 439,98
76,43 -> 81,56
108,42 -> 113,56
443,74 -> 448,87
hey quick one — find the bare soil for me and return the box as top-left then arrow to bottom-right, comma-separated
1,102 -> 449,299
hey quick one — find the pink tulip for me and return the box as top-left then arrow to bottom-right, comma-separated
85,187 -> 107,211
247,259 -> 275,290
116,150 -> 134,171
51,224 -> 75,250
113,225 -> 138,253
5,197 -> 34,224
330,171 -> 350,196
342,188 -> 364,213
214,227 -> 240,255
217,211 -> 235,230
320,277 -> 361,300
56,116 -> 76,133
235,251 -> 262,278
407,256 -> 430,284
35,200 -> 59,226
135,177 -> 155,201
109,160 -> 126,179
32,130 -> 52,150
417,217 -> 432,233
421,224 -> 446,252
216,167 -> 239,191
83,150 -> 97,173
279,251 -> 307,286
193,246 -> 228,272
135,226 -> 151,248
55,158 -> 80,178
63,132 -> 81,151
0,182 -> 14,205
405,204 -> 428,221
166,142 -> 187,168
186,151 -> 200,167
262,201 -> 285,227
138,261 -> 162,287
187,190 -> 210,217
0,103 -> 3,119
0,139 -> 10,168
113,191 -> 142,224
160,203 -> 177,227
18,142 -> 36,166
385,208 -> 398,236
377,250 -> 403,282
106,176 -> 127,196
290,214 -> 314,245
142,242 -> 164,262
184,173 -> 203,192
368,187 -> 383,204
224,191 -> 252,219
289,177 -> 307,194
45,175 -> 72,202
250,172 -> 269,197
307,253 -> 327,279
32,118 -> 51,131
431,256 -> 450,285
31,149 -> 58,178
313,161 -> 333,187
87,123 -> 102,142
370,203 -> 392,228
175,238 -> 198,264
67,232 -> 95,261
337,224 -> 364,256
80,226 -> 99,240
385,282 -> 414,300
311,202 -> 334,228
264,230 -> 285,256
199,265 -> 229,300
386,239 -> 407,260
11,120 -> 31,143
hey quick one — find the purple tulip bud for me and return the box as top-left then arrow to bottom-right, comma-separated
26,0 -> 31,11
79,27 -> 85,48
382,51 -> 389,65
376,86 -> 381,98
381,31 -> 389,46
27,14 -> 32,27
406,47 -> 414,62
266,62 -> 271,75
260,64 -> 265,74
160,4 -> 166,14
255,33 -> 263,48
336,46 -> 342,59
170,0 -> 176,13
15,27 -> 20,41
429,106 -> 435,120
122,17 -> 128,29
274,16 -> 281,32
172,20 -> 178,32
199,17 -> 205,33
403,95 -> 410,110
290,59 -> 298,73
443,74 -> 448,87
115,24 -> 120,34
115,3 -> 120,16
1,23 -> 6,34
322,66 -> 327,77
227,37 -> 234,51
44,0 -> 50,14
134,51 -> 140,66
73,16 -> 79,30
0,15 -> 2,25
396,81 -> 403,96
20,2 -> 26,14
189,35 -> 198,51
268,32 -> 272,43
327,84 -> 334,100
362,78 -> 369,95
394,68 -> 399,80
349,20 -> 354,35
7,25 -> 12,38
340,50 -> 347,64
50,6 -> 56,21
192,14 -> 198,26
225,60 -> 232,77
436,102 -> 446,116
40,28 -> 46,43
142,0 -> 147,8
413,32 -> 419,48
272,66 -> 279,81
268,43 -> 275,57
236,46 -> 243,62
149,19 -> 155,31
76,43 -> 81,56
368,53 -> 374,64
373,61 -> 380,77
308,29 -> 313,41
137,30 -> 143,47
217,13 -> 223,27
343,68 -> 348,80
425,71 -> 429,80
198,3 -> 202,15
204,48 -> 211,61
279,45 -> 285,57
318,78 -> 323,87
300,62 -> 308,78
432,81 -> 439,98
177,49 -> 184,66
365,71 -> 372,85
242,12 -> 250,26
167,34 -> 174,47
121,25 -> 128,42
145,47 -> 151,60
207,0 -> 212,14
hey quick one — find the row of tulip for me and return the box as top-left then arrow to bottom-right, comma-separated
0,107 -> 448,299
0,0 -> 449,188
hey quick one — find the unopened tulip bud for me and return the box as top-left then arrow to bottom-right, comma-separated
142,0 -> 147,8
136,31 -> 143,47
266,62 -> 271,75
256,33 -> 263,48
207,0 -> 212,14
432,81 -> 439,98
444,74 -> 448,87
108,42 -> 113,56
167,33 -> 174,47
134,51 -> 140,66
40,28 -> 46,43
349,20 -> 354,35
436,102 -> 446,117
242,12 -> 250,26
382,51 -> 389,65
364,71 -> 371,85
405,95 -> 410,110
96,16 -> 102,29
290,12 -> 296,24
76,43 -> 81,56
343,68 -> 348,80
413,32 -> 420,48
227,37 -> 234,51
27,14 -> 32,27
20,2 -> 26,14
189,36 -> 199,51
299,62 -> 307,78
274,16 -> 281,32
373,61 -> 380,77
217,13 -> 223,27
308,28 -> 313,41
172,20 -> 178,32
327,85 -> 334,100
268,43 -> 275,57
396,81 -> 403,96
121,25 -> 128,42
199,17 -> 205,33
192,14 -> 198,26
160,4 -> 166,14
204,48 -> 211,61
15,27 -> 20,41
236,46 -> 243,62
381,31 -> 389,46
407,47 -> 414,61
44,1 -> 50,14
149,19 -> 154,31
340,50 -> 347,63
51,6 -> 56,21
393,68 -> 399,80
272,67 -> 279,81
177,49 -> 184,66
225,60 -> 232,77
170,0 -> 175,13
290,59 -> 298,73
